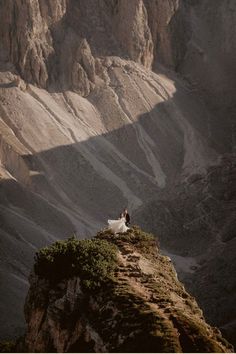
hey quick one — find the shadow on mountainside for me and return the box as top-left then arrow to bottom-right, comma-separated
0,83 -> 235,346
14,83 -> 221,239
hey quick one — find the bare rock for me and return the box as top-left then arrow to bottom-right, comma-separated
0,0 -> 60,87
71,62 -> 91,97
111,0 -> 154,68
144,0 -> 188,70
76,39 -> 96,83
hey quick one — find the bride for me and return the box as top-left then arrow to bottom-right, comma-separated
107,215 -> 129,234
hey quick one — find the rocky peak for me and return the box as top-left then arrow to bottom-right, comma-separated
1,0 -> 236,145
22,227 -> 233,352
0,0 -> 154,92
110,0 -> 154,68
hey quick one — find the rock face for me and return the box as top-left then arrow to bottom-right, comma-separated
135,153 -> 236,346
22,229 -> 233,353
146,0 -> 236,152
1,0 -> 236,144
0,0 -> 153,92
0,0 -> 235,345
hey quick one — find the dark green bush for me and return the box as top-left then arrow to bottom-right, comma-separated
34,237 -> 118,290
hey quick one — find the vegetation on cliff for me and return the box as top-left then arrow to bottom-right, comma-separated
34,237 -> 118,290
23,227 -> 233,353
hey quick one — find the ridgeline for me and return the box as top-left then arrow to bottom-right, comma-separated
13,226 -> 233,353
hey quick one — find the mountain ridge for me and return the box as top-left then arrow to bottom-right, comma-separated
21,228 -> 234,353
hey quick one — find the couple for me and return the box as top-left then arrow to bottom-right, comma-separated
108,208 -> 130,234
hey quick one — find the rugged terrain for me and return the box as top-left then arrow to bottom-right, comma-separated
0,0 -> 235,345
21,228 -> 233,353
135,153 -> 236,345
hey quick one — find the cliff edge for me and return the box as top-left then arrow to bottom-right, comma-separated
22,227 -> 233,353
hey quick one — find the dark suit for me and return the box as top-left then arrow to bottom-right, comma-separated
125,213 -> 130,226
119,212 -> 130,226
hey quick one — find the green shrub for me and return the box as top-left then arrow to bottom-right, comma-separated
34,237 -> 118,290
97,225 -> 158,255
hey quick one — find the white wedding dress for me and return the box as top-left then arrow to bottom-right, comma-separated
107,217 -> 129,234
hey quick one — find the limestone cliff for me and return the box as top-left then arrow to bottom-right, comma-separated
22,228 -> 233,353
0,0 -> 153,92
1,0 -> 236,141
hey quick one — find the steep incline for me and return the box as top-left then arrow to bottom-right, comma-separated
135,153 -> 236,345
1,0 -> 235,150
21,229 -> 233,353
0,0 -> 235,343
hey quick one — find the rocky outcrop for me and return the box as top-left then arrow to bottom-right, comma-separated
0,0 -> 153,91
70,39 -> 95,96
0,0 -> 235,149
0,0 -> 58,87
110,0 -> 154,68
144,0 -> 188,70
22,228 -> 233,353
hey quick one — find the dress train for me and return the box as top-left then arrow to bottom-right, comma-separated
107,217 -> 129,234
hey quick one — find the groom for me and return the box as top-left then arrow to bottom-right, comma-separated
120,208 -> 130,227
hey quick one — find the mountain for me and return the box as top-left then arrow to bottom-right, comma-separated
0,0 -> 235,345
135,153 -> 236,346
20,228 -> 233,353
